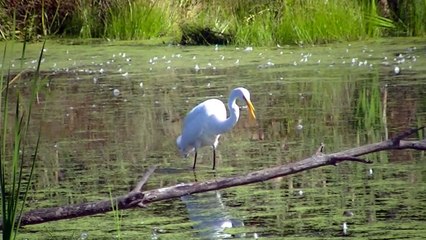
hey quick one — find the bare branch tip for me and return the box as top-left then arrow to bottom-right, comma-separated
330,156 -> 372,165
132,165 -> 158,193
392,126 -> 425,145
316,143 -> 325,155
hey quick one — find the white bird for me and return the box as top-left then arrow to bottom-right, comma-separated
176,87 -> 256,170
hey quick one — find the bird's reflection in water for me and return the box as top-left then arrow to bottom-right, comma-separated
181,191 -> 245,239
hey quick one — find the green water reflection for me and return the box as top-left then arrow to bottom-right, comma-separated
2,38 -> 425,239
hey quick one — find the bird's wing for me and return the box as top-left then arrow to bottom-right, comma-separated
181,102 -> 208,145
181,99 -> 226,147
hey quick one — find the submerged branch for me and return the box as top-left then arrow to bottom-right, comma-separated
3,127 -> 425,228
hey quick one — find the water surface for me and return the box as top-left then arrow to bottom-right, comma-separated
2,38 -> 425,239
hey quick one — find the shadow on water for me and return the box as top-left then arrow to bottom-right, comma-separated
2,38 -> 425,239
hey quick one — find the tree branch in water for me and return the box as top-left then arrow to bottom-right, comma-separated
4,127 -> 425,229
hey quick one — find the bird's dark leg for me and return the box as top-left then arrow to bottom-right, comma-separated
192,151 -> 197,170
212,148 -> 216,170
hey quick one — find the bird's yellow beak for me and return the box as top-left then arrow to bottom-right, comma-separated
245,99 -> 256,121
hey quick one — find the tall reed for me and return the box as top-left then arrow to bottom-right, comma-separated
0,39 -> 43,239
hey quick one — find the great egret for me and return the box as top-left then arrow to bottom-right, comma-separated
176,87 -> 256,170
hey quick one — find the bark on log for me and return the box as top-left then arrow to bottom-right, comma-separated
5,127 -> 426,229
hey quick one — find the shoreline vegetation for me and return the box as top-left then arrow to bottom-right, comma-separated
0,0 -> 425,46
0,0 -> 426,46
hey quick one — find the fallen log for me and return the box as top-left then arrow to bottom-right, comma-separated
5,127 -> 426,229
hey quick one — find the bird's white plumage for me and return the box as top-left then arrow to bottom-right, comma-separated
176,87 -> 256,169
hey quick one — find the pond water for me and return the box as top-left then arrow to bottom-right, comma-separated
2,38 -> 426,239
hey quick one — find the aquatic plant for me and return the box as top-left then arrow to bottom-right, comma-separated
0,39 -> 43,238
354,72 -> 382,131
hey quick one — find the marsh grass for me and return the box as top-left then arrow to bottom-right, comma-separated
0,40 -> 44,239
178,0 -> 398,45
109,188 -> 122,239
106,0 -> 170,40
276,0 -> 368,44
397,0 -> 426,36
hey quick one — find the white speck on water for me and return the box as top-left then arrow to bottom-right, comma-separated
192,56 -> 196,60
394,66 -> 400,74
293,61 -> 297,66
368,168 -> 373,176
266,61 -> 274,66
194,64 -> 200,71
113,89 -> 120,97
244,46 -> 253,52
122,53 -> 126,58
207,82 -> 211,88
122,72 -> 128,77
99,68 -> 104,74
296,119 -> 303,130
126,58 -> 131,62
342,222 -> 348,235
79,232 -> 88,240
93,77 -> 98,84
235,59 -> 240,65
139,82 -> 144,88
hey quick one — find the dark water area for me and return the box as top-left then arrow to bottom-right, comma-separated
1,38 -> 425,239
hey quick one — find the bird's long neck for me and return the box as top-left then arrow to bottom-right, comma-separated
216,94 -> 240,134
